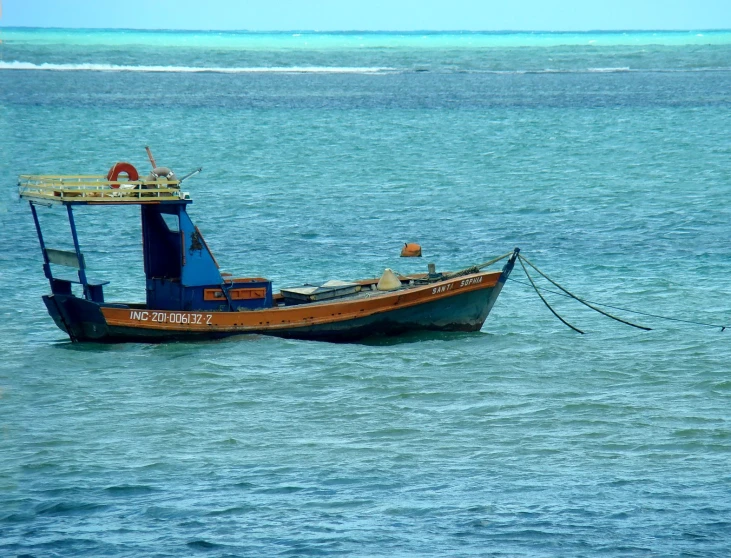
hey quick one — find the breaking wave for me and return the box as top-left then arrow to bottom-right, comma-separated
2,61 -> 728,75
587,67 -> 631,72
0,61 -> 395,74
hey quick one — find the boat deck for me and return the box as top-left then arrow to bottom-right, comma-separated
108,272 -> 479,311
272,274 -> 427,306
18,175 -> 189,205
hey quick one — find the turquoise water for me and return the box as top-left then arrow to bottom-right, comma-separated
1,29 -> 730,556
2,28 -> 731,72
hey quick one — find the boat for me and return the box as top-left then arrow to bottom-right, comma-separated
18,159 -> 519,343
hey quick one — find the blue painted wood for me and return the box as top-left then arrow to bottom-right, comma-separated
66,205 -> 93,300
178,209 -> 223,287
29,202 -> 54,288
140,203 -> 272,312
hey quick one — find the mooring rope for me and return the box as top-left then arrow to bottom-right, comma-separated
518,255 -> 585,334
442,251 -> 514,280
519,254 -> 652,331
476,251 -> 515,271
508,276 -> 727,332
420,248 -> 726,333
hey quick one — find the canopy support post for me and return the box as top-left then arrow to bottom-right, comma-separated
66,204 -> 91,300
29,201 -> 54,289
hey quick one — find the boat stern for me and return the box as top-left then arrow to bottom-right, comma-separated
43,294 -> 110,342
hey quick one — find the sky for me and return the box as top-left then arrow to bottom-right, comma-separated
1,0 -> 730,31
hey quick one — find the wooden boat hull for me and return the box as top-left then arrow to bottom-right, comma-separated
42,270 -> 510,343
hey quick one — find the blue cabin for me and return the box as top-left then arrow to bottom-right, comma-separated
141,203 -> 273,312
20,173 -> 273,313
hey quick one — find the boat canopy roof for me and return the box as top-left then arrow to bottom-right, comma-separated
18,175 -> 190,206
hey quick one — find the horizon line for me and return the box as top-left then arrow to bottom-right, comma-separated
2,26 -> 730,34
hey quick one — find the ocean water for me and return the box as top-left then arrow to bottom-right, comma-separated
1,29 -> 730,556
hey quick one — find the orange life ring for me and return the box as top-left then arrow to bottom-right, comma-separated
107,162 -> 139,188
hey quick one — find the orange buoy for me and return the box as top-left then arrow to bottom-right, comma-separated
400,242 -> 422,257
107,162 -> 139,188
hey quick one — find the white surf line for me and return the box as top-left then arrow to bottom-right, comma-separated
0,61 -> 396,74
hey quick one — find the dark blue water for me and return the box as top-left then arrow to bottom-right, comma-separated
1,30 -> 730,557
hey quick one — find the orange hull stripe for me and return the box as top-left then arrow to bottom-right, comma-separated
102,271 -> 501,332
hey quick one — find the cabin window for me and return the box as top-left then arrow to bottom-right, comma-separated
161,213 -> 179,232
141,206 -> 182,279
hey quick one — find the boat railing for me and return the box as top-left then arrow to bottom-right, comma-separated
18,175 -> 190,204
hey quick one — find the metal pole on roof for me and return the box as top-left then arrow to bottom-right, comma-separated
145,146 -> 158,169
